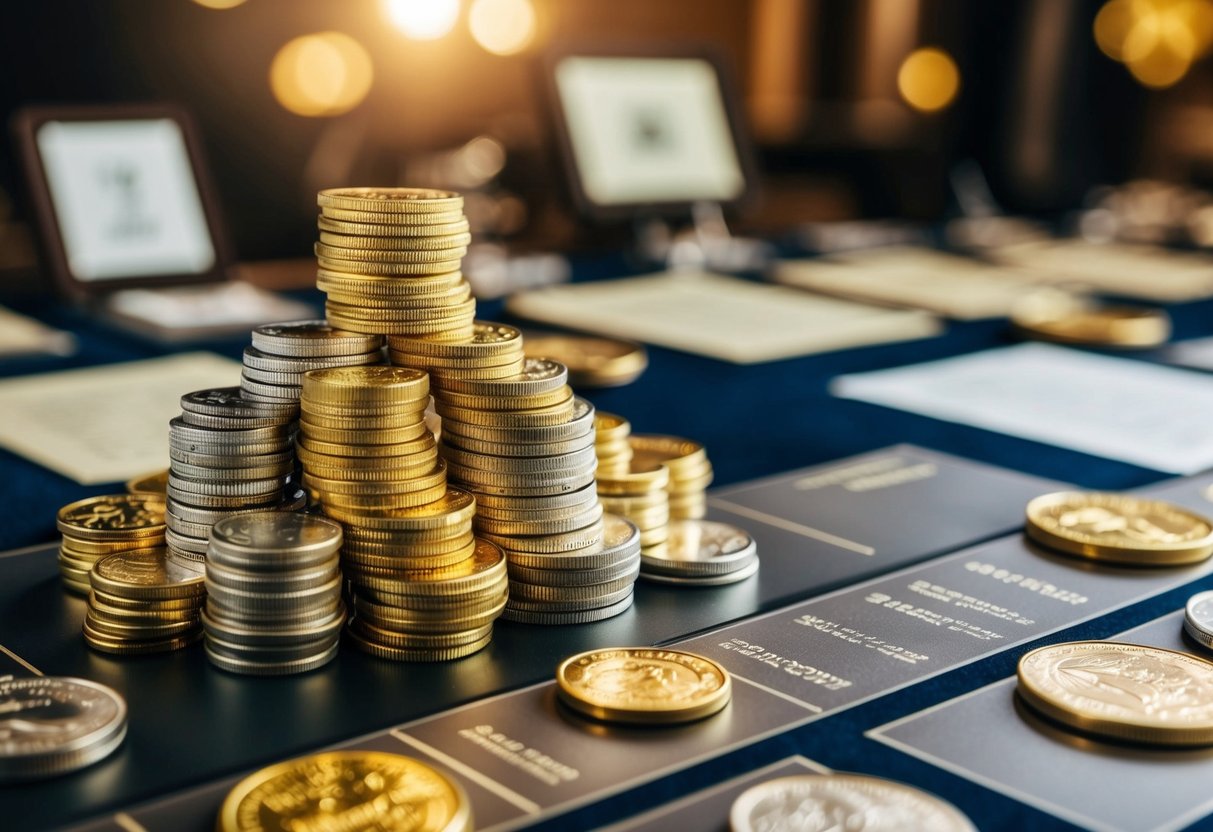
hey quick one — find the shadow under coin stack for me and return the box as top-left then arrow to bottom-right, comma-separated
629,435 -> 714,520
56,495 -> 166,595
85,548 -> 205,654
592,412 -> 632,477
241,322 -> 384,406
166,389 -> 301,564
313,188 -> 474,342
203,513 -> 344,675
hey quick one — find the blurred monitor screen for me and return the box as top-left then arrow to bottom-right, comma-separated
550,53 -> 748,216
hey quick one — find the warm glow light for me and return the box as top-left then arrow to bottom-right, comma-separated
1094,0 -> 1213,88
384,0 -> 461,40
191,0 -> 247,7
269,33 -> 374,118
469,0 -> 537,56
896,48 -> 960,113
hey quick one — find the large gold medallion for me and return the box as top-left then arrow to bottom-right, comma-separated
1017,641 -> 1213,746
556,647 -> 731,725
1025,491 -> 1213,565
218,750 -> 472,832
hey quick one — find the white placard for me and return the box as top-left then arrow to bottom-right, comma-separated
0,352 -> 240,484
832,343 -> 1213,474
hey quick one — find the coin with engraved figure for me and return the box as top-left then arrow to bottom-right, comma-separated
1017,641 -> 1213,745
729,774 -> 976,832
91,549 -> 205,600
556,647 -> 731,724
57,494 -> 165,541
1025,491 -> 1213,565
642,519 -> 756,577
0,676 -> 128,781
217,750 -> 472,832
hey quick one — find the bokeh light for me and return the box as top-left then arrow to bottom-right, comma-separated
1094,0 -> 1213,88
269,33 -> 374,118
383,0 -> 461,40
469,0 -> 537,56
191,0 -> 247,8
896,48 -> 961,113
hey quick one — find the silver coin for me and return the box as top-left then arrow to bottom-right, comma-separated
439,396 -> 595,444
166,544 -> 207,565
240,365 -> 306,386
499,591 -> 633,625
0,676 -> 127,782
442,430 -> 595,458
179,409 -> 292,430
243,345 -> 381,373
169,416 -> 293,445
165,495 -> 291,526
204,560 -> 339,593
507,551 -> 640,587
204,574 -> 343,613
455,469 -> 598,498
165,511 -> 212,540
641,557 -> 759,587
167,474 -> 286,499
168,446 -> 295,470
165,485 -> 282,511
168,458 -> 294,482
505,583 -> 632,613
641,519 -> 757,577
201,606 -> 346,647
505,514 -> 639,570
1185,590 -> 1213,650
209,512 -> 343,564
239,379 -> 301,402
475,503 -> 604,538
206,596 -> 344,627
180,387 -> 297,419
471,482 -> 599,512
168,437 -> 295,459
252,321 -> 384,358
204,631 -> 341,663
728,774 -> 976,832
164,527 -> 210,555
205,639 -> 340,676
508,566 -> 639,602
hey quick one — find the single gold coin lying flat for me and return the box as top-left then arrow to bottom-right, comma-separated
556,647 -> 731,725
317,187 -> 463,214
523,332 -> 647,387
1017,641 -> 1213,746
218,750 -> 472,832
1011,289 -> 1171,349
729,773 -> 976,832
1025,491 -> 1213,565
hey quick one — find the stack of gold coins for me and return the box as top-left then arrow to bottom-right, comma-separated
298,367 -> 442,513
84,549 -> 205,654
593,412 -> 632,478
388,321 -> 525,386
596,463 -> 671,558
203,513 -> 345,675
56,495 -> 166,595
241,321 -> 384,405
629,435 -> 714,520
167,389 -> 302,564
314,188 -> 474,342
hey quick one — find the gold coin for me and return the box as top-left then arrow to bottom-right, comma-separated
318,230 -> 472,251
441,357 -> 568,398
324,284 -> 472,310
316,269 -> 466,295
309,483 -> 448,512
1017,641 -> 1213,745
299,433 -> 435,459
594,412 -> 631,442
326,298 -> 476,323
628,435 -> 708,475
1011,289 -> 1171,349
523,333 -> 648,387
302,365 -> 429,405
217,749 -> 472,832
316,256 -> 463,277
297,419 -> 429,446
323,487 -> 475,531
318,187 -> 463,213
438,385 -> 573,412
315,241 -> 468,263
388,322 -> 522,359
90,550 -> 205,601
556,647 -> 731,725
596,463 -> 671,496
317,211 -> 467,230
125,469 -> 169,496
1025,491 -> 1213,565
346,626 -> 492,662
303,461 -> 446,496
57,494 -> 166,541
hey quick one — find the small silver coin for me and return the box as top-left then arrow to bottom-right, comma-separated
1185,590 -> 1213,650
0,677 -> 128,782
179,387 -> 297,419
499,591 -> 633,625
641,519 -> 757,577
251,321 -> 384,358
641,557 -> 759,587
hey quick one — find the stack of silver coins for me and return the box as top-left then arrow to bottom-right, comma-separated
202,512 -> 345,675
501,513 -> 641,624
240,321 -> 384,405
639,519 -> 759,587
166,388 -> 302,563
0,677 -> 128,782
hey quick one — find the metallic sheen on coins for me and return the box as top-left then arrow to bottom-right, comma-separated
1017,641 -> 1213,746
1024,491 -> 1213,565
729,773 -> 976,832
1185,590 -> 1213,651
556,647 -> 731,725
0,676 -> 128,781
217,750 -> 472,832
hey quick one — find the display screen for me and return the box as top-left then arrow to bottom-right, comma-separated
36,118 -> 216,281
554,56 -> 746,207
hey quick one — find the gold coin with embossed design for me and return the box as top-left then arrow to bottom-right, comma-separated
555,647 -> 731,725
1025,492 -> 1213,565
57,494 -> 165,542
1017,641 -> 1213,746
217,750 -> 472,832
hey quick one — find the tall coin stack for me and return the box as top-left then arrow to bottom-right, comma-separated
166,389 -> 300,564
203,513 -> 345,675
629,435 -> 714,520
56,495 -> 166,595
241,322 -> 384,406
593,413 -> 633,478
85,548 -> 205,654
313,188 -> 474,342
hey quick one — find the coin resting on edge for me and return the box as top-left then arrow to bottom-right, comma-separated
1185,590 -> 1213,651
217,750 -> 472,832
0,677 -> 128,782
555,647 -> 731,724
1016,641 -> 1213,746
728,773 -> 976,832
1024,491 -> 1213,565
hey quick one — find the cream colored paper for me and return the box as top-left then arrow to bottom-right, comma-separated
774,247 -> 1045,319
506,272 -> 940,364
0,352 -> 240,484
0,305 -> 76,357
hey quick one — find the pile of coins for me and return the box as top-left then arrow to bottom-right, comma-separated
241,322 -> 383,405
314,188 -> 474,341
641,519 -> 758,587
0,677 -> 129,782
596,462 -> 670,558
593,412 -> 632,477
298,366 -> 441,513
522,332 -> 648,388
84,549 -> 205,654
56,494 -> 166,595
556,647 -> 732,724
629,434 -> 714,520
166,388 -> 301,563
203,513 -> 345,675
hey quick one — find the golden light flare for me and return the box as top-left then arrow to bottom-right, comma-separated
191,0 -> 247,7
896,48 -> 961,113
469,0 -> 537,56
269,33 -> 374,118
1094,0 -> 1213,88
383,0 -> 461,40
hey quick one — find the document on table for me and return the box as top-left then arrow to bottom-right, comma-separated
0,305 -> 76,358
0,352 -> 241,484
773,246 -> 1044,319
832,343 -> 1213,474
506,271 -> 941,364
